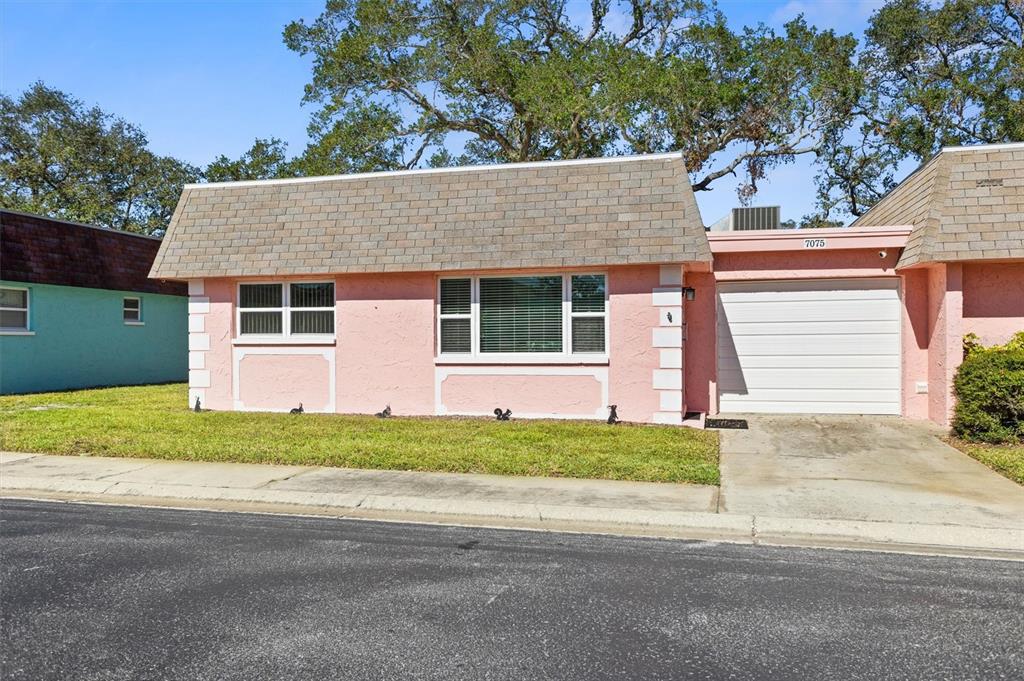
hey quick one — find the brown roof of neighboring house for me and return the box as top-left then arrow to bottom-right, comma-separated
853,143 -> 1024,267
0,210 -> 186,296
149,153 -> 711,279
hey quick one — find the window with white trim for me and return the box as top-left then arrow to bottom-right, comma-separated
238,282 -> 335,337
437,273 -> 607,357
123,297 -> 142,323
439,278 -> 471,353
570,274 -> 606,353
0,287 -> 29,331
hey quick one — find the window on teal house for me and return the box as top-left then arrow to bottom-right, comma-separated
123,297 -> 142,324
0,287 -> 30,331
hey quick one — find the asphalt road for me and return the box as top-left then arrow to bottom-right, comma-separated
1,499 -> 1021,681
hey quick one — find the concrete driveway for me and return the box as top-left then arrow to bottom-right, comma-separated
719,415 -> 1024,529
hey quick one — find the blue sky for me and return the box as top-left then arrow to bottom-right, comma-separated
1,0 -> 891,225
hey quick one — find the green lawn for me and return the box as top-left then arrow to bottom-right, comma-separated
0,384 -> 719,485
950,439 -> 1024,485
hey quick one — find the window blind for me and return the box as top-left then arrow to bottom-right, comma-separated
570,274 -> 606,353
290,282 -> 334,308
240,284 -> 281,309
479,276 -> 562,353
440,279 -> 470,315
241,311 -> 283,335
290,282 -> 335,334
439,279 -> 471,353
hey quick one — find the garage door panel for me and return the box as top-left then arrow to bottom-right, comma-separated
717,279 -> 901,415
717,320 -> 898,336
717,399 -> 902,415
721,334 -> 900,356
718,368 -> 899,391
720,278 -> 897,296
718,355 -> 900,370
715,387 -> 900,404
718,284 -> 898,303
718,299 -> 900,324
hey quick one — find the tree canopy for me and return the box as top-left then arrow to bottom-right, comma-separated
817,0 -> 1023,216
283,0 -> 860,201
1,0 -> 1019,234
0,83 -> 200,235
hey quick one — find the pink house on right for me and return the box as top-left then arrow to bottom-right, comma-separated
151,143 -> 1023,427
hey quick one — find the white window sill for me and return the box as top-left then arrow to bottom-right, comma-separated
435,354 -> 608,366
233,336 -> 336,346
124,321 -> 145,326
0,330 -> 34,336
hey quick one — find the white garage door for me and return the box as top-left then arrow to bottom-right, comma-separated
717,279 -> 901,415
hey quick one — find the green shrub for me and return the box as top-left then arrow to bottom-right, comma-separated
952,335 -> 1024,443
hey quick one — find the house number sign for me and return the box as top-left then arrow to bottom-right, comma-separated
803,238 -> 827,249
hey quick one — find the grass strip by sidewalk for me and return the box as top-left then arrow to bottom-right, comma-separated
949,439 -> 1024,485
0,384 -> 719,485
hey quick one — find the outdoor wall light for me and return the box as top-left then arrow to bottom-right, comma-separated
683,287 -> 696,301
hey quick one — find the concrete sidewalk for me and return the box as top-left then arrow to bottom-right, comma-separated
2,451 -> 1022,560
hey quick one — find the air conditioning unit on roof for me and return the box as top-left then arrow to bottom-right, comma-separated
707,206 -> 782,232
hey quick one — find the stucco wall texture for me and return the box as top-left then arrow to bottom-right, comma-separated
194,265 -> 669,421
0,280 -> 187,394
191,256 -> 1022,426
962,263 -> 1024,346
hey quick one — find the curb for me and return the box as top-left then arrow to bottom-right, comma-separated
3,476 -> 1022,561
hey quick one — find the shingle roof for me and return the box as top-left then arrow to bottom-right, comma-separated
1,210 -> 186,296
853,143 -> 1024,267
150,153 -> 711,279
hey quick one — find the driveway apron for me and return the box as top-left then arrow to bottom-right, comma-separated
718,415 -> 1024,529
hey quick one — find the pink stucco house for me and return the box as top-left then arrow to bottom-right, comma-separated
151,143 -> 1023,427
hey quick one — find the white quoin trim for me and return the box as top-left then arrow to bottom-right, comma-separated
652,369 -> 682,390
652,288 -> 683,307
188,297 -> 210,315
652,327 -> 682,347
659,265 -> 683,286
659,348 -> 682,369
186,279 -> 210,408
434,365 -> 609,420
188,370 -> 211,388
188,333 -> 210,352
651,267 -> 686,424
659,390 -> 683,411
659,306 -> 682,327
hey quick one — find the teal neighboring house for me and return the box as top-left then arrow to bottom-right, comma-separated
1,210 -> 187,394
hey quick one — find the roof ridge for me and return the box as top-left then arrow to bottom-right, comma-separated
912,151 -> 954,264
941,141 -> 1024,153
182,152 -> 683,191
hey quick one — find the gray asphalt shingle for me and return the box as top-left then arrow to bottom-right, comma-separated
150,153 -> 710,279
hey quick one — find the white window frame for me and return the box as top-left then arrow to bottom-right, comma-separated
123,297 -> 143,325
438,278 -> 474,355
0,286 -> 32,335
436,272 -> 609,364
235,280 -> 336,343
